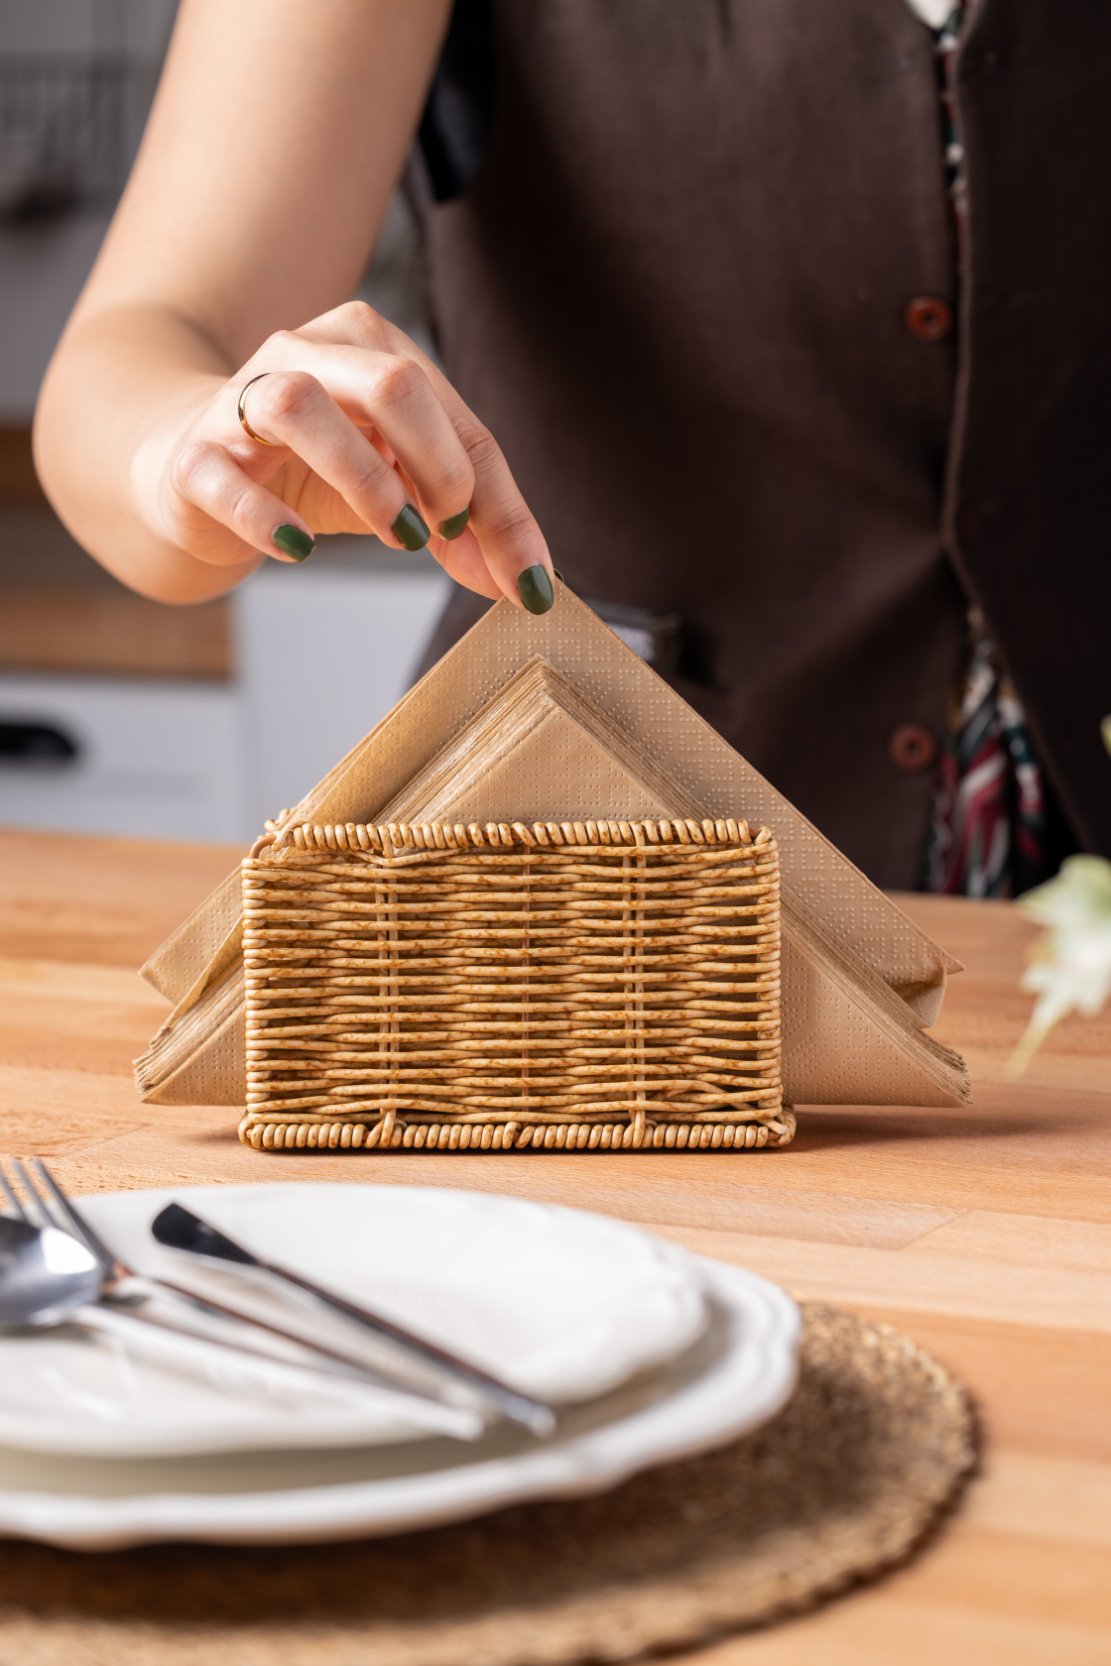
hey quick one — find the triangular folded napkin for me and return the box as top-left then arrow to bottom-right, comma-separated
136,585 -> 969,1112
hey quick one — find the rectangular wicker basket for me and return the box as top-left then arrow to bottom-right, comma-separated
239,817 -> 791,1152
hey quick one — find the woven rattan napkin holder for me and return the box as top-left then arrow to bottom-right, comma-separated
239,815 -> 792,1153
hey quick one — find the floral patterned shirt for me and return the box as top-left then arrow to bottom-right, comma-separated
912,2 -> 1060,897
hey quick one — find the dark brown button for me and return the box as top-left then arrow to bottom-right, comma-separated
889,724 -> 938,774
903,296 -> 954,343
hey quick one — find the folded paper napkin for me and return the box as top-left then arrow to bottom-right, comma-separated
135,586 -> 969,1115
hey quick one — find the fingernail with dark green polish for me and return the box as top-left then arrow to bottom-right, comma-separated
392,503 -> 431,551
273,523 -> 314,562
439,507 -> 470,541
517,564 -> 555,615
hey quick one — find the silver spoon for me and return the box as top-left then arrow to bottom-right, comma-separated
0,1216 -> 102,1328
0,1214 -> 481,1436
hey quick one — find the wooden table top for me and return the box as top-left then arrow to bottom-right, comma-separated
2,828 -> 1109,1664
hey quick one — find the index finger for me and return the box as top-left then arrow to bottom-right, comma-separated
383,339 -> 556,615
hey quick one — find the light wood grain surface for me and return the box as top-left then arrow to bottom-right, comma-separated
0,586 -> 231,679
1,828 -> 1109,1663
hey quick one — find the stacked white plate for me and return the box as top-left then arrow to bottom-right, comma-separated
0,1185 -> 801,1549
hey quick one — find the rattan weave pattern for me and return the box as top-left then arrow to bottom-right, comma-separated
240,819 -> 787,1152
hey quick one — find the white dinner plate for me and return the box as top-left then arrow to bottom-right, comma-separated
0,1252 -> 800,1549
0,1185 -> 708,1458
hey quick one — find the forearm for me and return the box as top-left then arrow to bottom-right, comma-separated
32,0 -> 451,605
34,303 -> 258,604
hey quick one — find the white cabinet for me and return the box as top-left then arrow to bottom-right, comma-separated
0,544 -> 449,843
235,544 -> 450,831
0,672 -> 246,841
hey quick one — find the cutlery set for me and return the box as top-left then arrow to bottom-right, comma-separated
0,1159 -> 554,1441
0,1181 -> 796,1546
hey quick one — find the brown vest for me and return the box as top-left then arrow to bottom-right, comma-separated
412,0 -> 1111,888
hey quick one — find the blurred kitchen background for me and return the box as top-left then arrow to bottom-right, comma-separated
0,0 -> 449,843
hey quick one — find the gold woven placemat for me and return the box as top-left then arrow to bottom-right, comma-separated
0,1304 -> 977,1666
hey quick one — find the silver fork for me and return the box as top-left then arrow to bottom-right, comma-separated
0,1159 -> 483,1437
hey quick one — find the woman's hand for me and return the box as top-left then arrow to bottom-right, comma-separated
35,0 -> 554,612
143,298 -> 554,613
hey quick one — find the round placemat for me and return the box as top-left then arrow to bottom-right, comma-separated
0,1303 -> 977,1666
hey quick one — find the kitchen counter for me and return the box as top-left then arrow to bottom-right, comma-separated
1,827 -> 1109,1662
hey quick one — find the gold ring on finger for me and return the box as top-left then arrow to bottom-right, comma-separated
237,373 -> 278,446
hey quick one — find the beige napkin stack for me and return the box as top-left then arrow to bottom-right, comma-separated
136,585 -> 969,1110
